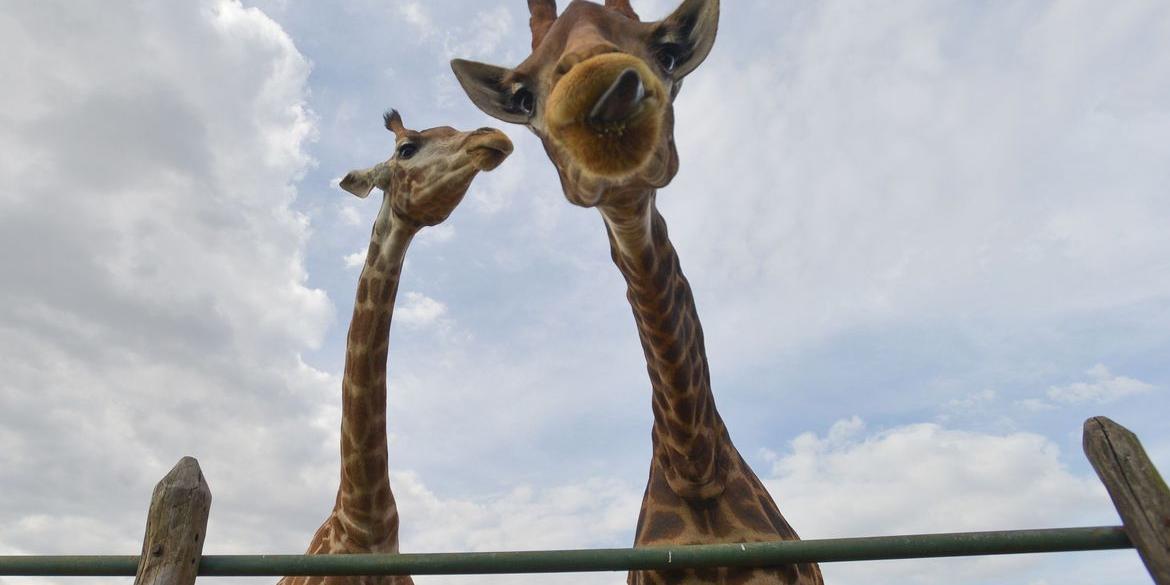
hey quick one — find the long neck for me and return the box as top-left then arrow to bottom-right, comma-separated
599,192 -> 728,501
335,212 -> 416,547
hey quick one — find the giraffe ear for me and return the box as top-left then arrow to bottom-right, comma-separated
655,0 -> 719,79
339,164 -> 390,199
450,59 -> 531,125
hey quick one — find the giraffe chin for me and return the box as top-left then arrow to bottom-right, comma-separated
547,53 -> 665,179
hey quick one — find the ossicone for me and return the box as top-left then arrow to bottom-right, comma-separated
383,109 -> 406,136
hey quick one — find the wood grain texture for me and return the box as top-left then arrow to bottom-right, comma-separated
134,457 -> 212,585
1083,416 -> 1170,584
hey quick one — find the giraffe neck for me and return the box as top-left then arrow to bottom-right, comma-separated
334,212 -> 416,548
599,191 -> 728,501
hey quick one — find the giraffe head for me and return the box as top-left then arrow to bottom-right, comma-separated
451,0 -> 718,207
340,110 -> 513,227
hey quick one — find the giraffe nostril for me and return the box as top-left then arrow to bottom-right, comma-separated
589,67 -> 645,125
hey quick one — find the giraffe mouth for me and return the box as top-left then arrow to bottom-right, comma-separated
546,53 -> 665,178
466,129 -> 514,171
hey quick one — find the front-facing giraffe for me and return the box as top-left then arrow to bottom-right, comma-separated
278,110 -> 512,585
451,2 -> 822,585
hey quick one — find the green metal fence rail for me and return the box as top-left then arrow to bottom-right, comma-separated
0,526 -> 1133,577
1,417 -> 1164,583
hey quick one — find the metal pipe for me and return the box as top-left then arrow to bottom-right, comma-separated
0,526 -> 1132,577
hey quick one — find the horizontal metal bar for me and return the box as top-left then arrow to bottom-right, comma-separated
0,526 -> 1133,577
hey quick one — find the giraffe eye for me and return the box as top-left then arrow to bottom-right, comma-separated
510,88 -> 535,116
656,44 -> 681,74
397,143 -> 418,159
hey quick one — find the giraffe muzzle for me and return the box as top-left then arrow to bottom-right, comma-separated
546,53 -> 666,178
465,129 -> 514,172
589,68 -> 646,126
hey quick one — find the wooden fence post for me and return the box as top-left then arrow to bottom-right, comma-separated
134,457 -> 212,585
1083,416 -> 1170,584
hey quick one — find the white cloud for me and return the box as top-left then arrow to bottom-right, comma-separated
338,203 -> 363,226
1016,398 -> 1058,413
2,3 -> 1168,585
765,419 -> 1112,537
942,388 -> 997,414
344,248 -> 368,269
1047,364 -> 1156,404
665,0 -> 1170,367
417,223 -> 457,245
762,418 -> 1137,585
398,1 -> 433,36
396,292 -> 448,328
0,0 -> 337,571
441,6 -> 514,60
396,471 -> 640,554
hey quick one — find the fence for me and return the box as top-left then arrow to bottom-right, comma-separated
1,416 -> 1166,584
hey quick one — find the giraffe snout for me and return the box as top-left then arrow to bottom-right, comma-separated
465,128 -> 514,171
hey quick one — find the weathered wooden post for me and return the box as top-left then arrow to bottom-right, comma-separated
1083,416 -> 1170,584
134,456 -> 212,585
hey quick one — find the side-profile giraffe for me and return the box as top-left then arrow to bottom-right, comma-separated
278,110 -> 512,585
450,2 -> 823,584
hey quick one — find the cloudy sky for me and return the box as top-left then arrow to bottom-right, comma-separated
1,1 -> 1167,584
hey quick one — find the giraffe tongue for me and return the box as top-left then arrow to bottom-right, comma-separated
589,68 -> 646,125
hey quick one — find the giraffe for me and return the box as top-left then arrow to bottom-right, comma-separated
278,110 -> 512,585
450,2 -> 823,584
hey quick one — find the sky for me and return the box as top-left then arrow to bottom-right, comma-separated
0,1 -> 1168,584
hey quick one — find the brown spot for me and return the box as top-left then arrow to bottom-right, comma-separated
350,357 -> 371,385
654,569 -> 687,585
772,564 -> 800,583
350,491 -> 372,511
366,242 -> 380,266
647,469 -> 677,503
356,278 -> 369,304
659,337 -> 682,363
669,366 -> 690,392
692,567 -> 720,583
729,491 -> 775,533
693,500 -> 717,534
689,435 -> 712,467
641,510 -> 685,541
349,314 -> 372,344
724,568 -> 755,585
672,285 -> 688,316
365,424 -> 385,449
689,363 -> 704,387
653,254 -> 673,285
366,458 -> 387,483
373,487 -> 390,509
671,392 -> 694,417
638,246 -> 655,272
647,368 -> 663,386
725,475 -> 754,504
